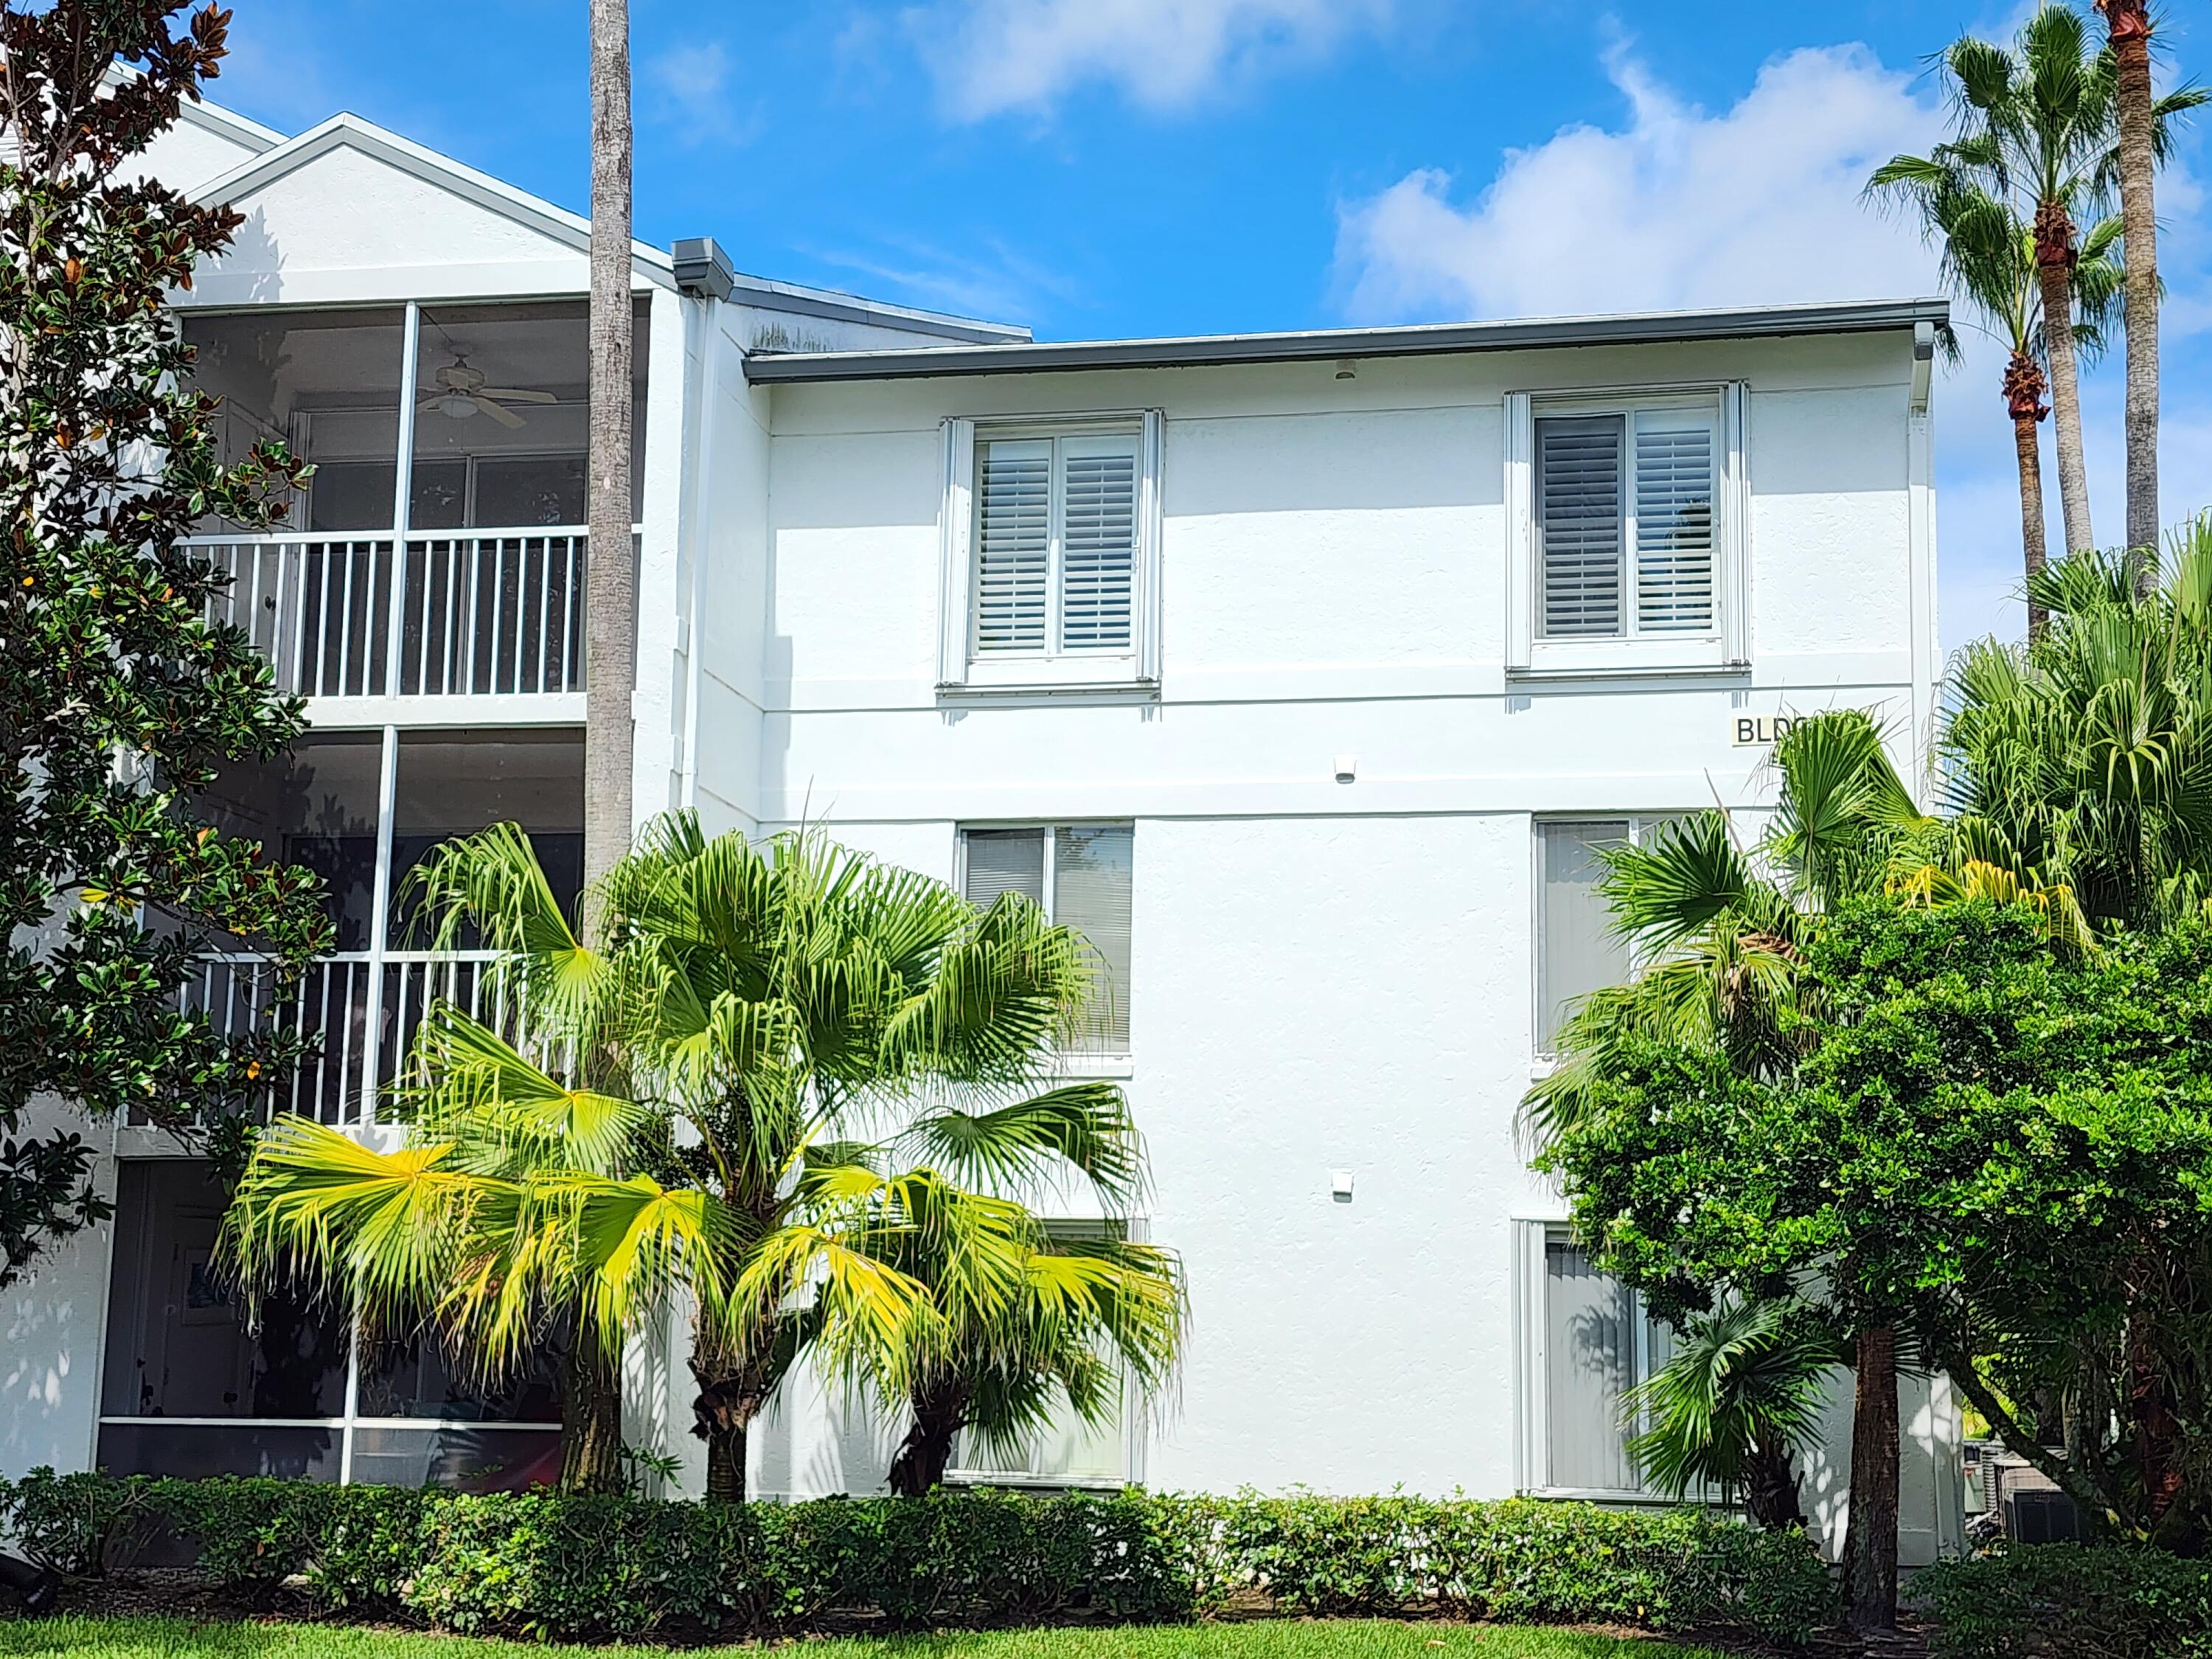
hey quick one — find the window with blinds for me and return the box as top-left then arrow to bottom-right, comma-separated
1535,400 -> 1719,641
1539,1237 -> 1672,1495
962,824 -> 1135,1054
973,433 -> 1140,658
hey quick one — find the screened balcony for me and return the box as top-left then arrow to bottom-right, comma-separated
182,301 -> 646,702
189,728 -> 584,1125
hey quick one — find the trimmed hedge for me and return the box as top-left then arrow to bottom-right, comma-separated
0,1470 -> 1837,1644
1920,1543 -> 2212,1659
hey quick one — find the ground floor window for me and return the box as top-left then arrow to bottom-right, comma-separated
1517,1222 -> 1675,1500
945,1221 -> 1139,1489
97,1160 -> 561,1489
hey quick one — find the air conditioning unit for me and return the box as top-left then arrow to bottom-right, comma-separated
2005,1488 -> 2081,1545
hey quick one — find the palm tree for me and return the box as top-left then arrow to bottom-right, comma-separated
228,817 -> 1155,1502
1867,155 -> 2123,636
575,0 -> 639,1492
1938,518 -> 2212,931
2098,0 -> 2163,585
872,1199 -> 1186,1495
1930,10 -> 2120,558
1527,712 -> 1933,1631
1626,1299 -> 1841,1533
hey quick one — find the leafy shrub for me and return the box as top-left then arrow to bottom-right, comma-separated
1921,1543 -> 2212,1658
1,1467 -> 156,1577
151,1478 -> 335,1601
0,1474 -> 1837,1644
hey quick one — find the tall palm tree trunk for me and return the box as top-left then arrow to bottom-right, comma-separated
560,1321 -> 627,1494
2005,352 -> 2052,638
2101,0 -> 2161,591
2033,201 -> 2095,557
568,0 -> 636,1497
585,0 -> 636,891
1841,1324 -> 1901,1632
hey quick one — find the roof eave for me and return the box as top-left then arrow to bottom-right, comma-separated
742,297 -> 1952,385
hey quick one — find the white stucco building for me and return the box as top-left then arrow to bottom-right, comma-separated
3,91 -> 1962,1562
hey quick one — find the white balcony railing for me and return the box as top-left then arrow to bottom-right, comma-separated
190,527 -> 590,700
186,949 -> 505,1125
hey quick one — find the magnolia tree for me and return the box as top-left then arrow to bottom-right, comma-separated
0,0 -> 329,1285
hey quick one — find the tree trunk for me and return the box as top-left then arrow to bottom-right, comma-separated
1841,1324 -> 1900,1633
583,0 -> 636,899
692,1354 -> 775,1503
2126,1251 -> 2184,1539
886,1382 -> 969,1498
2033,199 -> 2095,558
1745,1437 -> 1808,1532
2006,352 -> 2051,639
560,1321 -> 626,1493
2104,0 -> 2161,591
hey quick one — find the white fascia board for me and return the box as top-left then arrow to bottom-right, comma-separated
189,113 -> 677,290
101,65 -> 285,152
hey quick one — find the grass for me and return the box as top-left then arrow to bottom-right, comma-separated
0,1618 -> 1734,1659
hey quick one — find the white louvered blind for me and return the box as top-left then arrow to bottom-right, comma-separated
1059,439 -> 1138,651
1633,413 -> 1717,633
1538,820 -> 1632,1053
963,829 -> 1046,908
1537,416 -> 1624,638
1054,826 -> 1133,1053
974,439 -> 1052,653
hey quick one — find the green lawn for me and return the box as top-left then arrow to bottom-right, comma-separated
0,1618 -> 1732,1659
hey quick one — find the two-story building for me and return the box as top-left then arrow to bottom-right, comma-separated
1,90 -> 1963,1561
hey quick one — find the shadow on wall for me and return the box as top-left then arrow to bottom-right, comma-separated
202,207 -> 285,307
0,1200 -> 111,1479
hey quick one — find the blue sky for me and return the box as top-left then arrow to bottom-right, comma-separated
204,0 -> 2212,660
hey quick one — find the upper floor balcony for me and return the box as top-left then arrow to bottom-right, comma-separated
184,299 -> 646,717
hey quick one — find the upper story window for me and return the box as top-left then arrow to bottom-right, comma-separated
961,824 -> 1134,1057
938,414 -> 1164,697
1535,816 -> 1681,1057
1506,385 -> 1749,678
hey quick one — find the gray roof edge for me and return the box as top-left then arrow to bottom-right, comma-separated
743,296 -> 1951,384
668,240 -> 1031,347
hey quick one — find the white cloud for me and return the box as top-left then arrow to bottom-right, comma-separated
646,41 -> 762,145
905,0 -> 1392,120
1333,44 -> 1947,321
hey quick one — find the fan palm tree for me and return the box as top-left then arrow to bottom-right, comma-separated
1937,517 -> 2212,931
872,1198 -> 1185,1496
1867,153 -> 2123,636
228,816 -> 1158,1500
1626,1299 -> 1842,1533
2098,0 -> 2166,581
1523,712 -> 1989,1632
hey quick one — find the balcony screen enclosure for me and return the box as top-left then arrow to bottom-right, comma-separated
183,302 -> 645,699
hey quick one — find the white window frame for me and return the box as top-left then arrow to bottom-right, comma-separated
1505,382 -> 1750,678
956,822 -> 1135,1071
1532,815 -> 1681,1062
1512,1220 -> 1683,1504
938,410 -> 1165,698
945,1218 -> 1147,1490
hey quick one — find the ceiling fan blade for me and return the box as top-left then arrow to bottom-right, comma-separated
476,387 -> 557,404
417,396 -> 446,411
476,395 -> 527,430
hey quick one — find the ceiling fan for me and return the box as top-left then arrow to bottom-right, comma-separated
417,355 -> 556,430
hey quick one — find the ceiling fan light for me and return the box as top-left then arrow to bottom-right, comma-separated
437,393 -> 479,420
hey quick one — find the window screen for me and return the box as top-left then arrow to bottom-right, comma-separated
1056,827 -> 1133,1054
1536,403 -> 1719,640
962,826 -> 1134,1054
1537,821 -> 1632,1053
973,434 -> 1140,657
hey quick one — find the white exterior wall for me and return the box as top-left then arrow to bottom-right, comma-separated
735,329 -> 1955,1554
